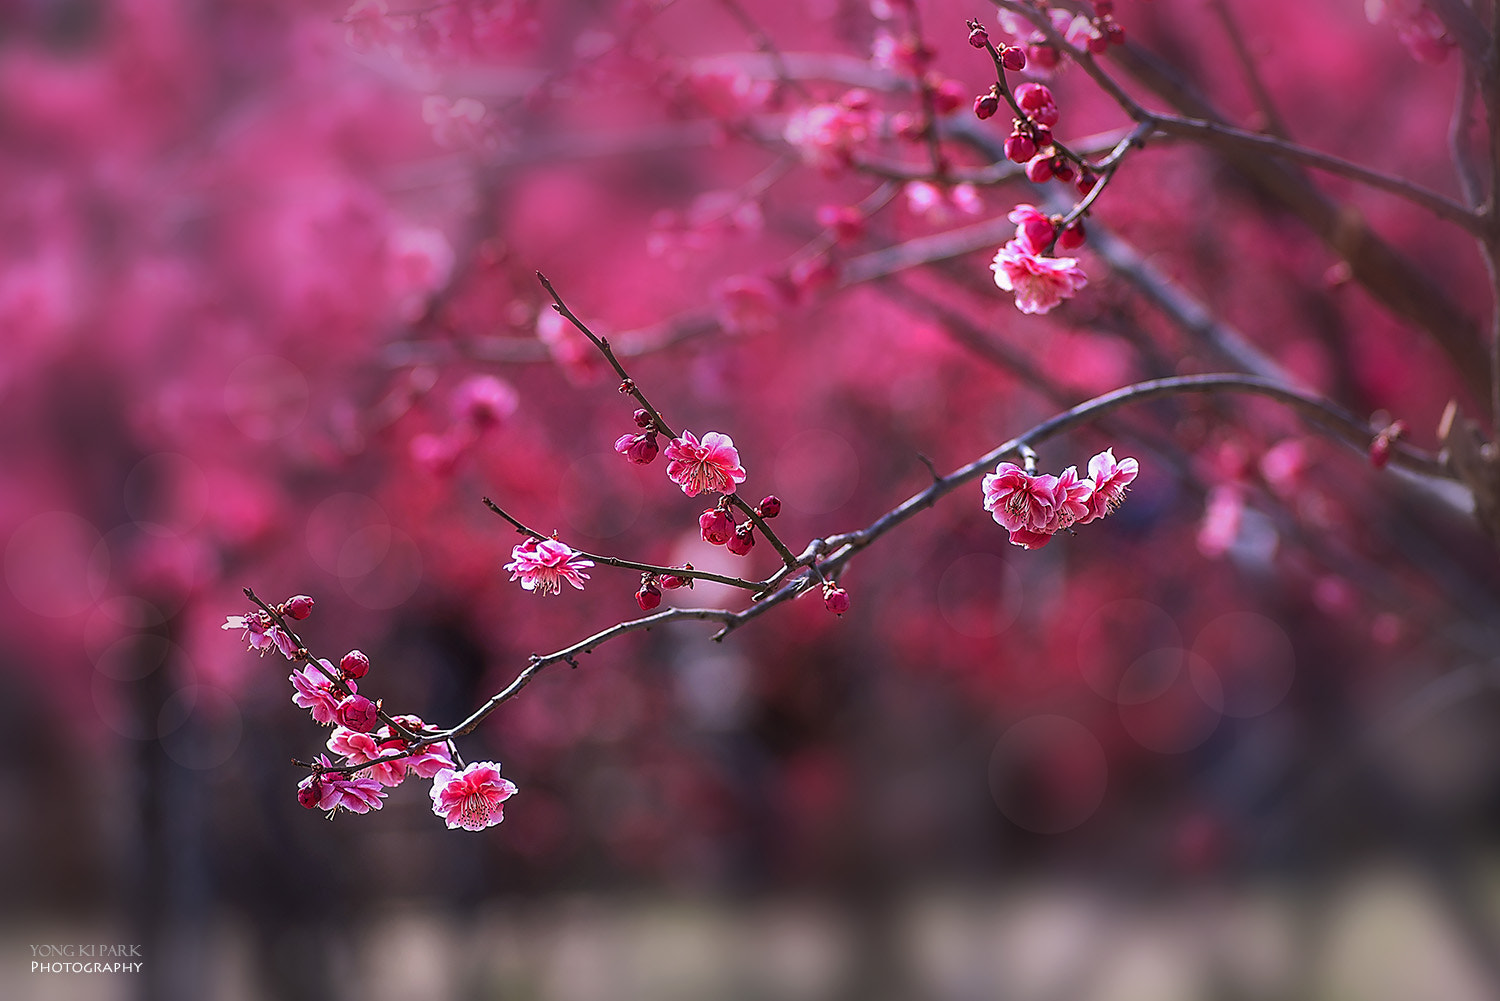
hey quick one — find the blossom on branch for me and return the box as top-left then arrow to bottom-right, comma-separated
429,761 -> 518,831
223,611 -> 297,660
983,450 -> 1139,549
291,662 -> 349,725
1080,448 -> 1139,523
504,538 -> 594,595
298,755 -> 387,816
990,240 -> 1087,315
982,463 -> 1062,534
664,431 -> 747,496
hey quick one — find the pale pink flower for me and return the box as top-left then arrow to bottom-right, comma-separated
1197,485 -> 1244,558
504,538 -> 594,595
1048,465 -> 1095,530
223,611 -> 298,660
664,430 -> 748,497
300,755 -> 386,816
715,275 -> 782,336
905,181 -> 984,224
328,727 -> 408,787
982,462 -> 1061,533
422,95 -> 489,148
1081,448 -> 1139,523
991,239 -> 1087,315
784,94 -> 873,173
429,761 -> 518,831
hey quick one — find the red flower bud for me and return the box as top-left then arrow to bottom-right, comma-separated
823,584 -> 850,616
968,26 -> 990,49
636,581 -> 662,611
700,509 -> 735,546
284,595 -> 315,620
614,431 -> 660,465
336,694 -> 380,733
726,522 -> 755,556
1004,131 -> 1037,163
1001,46 -> 1027,72
1025,155 -> 1054,183
757,495 -> 782,518
297,779 -> 321,809
340,649 -> 370,680
1057,220 -> 1086,250
1027,42 -> 1060,70
632,408 -> 653,428
973,93 -> 1000,120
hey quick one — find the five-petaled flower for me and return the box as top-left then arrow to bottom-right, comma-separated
663,430 -> 748,497
983,450 -> 1139,549
298,755 -> 387,816
1081,448 -> 1139,524
291,661 -> 349,725
990,239 -> 1088,315
223,611 -> 298,660
504,538 -> 595,595
429,761 -> 518,831
982,462 -> 1061,534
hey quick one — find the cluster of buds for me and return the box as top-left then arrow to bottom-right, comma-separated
635,565 -> 694,610
699,494 -> 780,557
614,408 -> 660,464
1082,1 -> 1128,53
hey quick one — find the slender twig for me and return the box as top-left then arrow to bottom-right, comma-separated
536,273 -> 803,569
481,496 -> 764,591
1206,0 -> 1290,139
244,588 -> 423,744
1453,62 -> 1484,209
991,0 -> 1484,236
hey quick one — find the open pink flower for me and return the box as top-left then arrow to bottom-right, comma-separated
384,714 -> 456,778
328,727 -> 407,787
291,661 -> 349,725
504,538 -> 594,595
299,755 -> 386,815
664,430 -> 748,496
982,462 -> 1061,533
429,761 -> 518,831
223,611 -> 298,660
1049,465 -> 1095,530
991,239 -> 1087,315
1081,448 -> 1139,523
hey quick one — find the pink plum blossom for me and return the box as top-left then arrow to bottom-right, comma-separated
783,94 -> 873,173
504,538 -> 594,595
291,661 -> 350,725
982,462 -> 1061,534
327,727 -> 408,787
429,761 -> 518,831
664,431 -> 748,496
1081,448 -> 1139,524
1049,465 -> 1095,530
223,611 -> 298,660
990,240 -> 1088,315
299,755 -> 386,816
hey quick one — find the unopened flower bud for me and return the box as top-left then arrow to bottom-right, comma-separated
1076,172 -> 1098,196
632,408 -> 653,428
1015,83 -> 1059,127
726,522 -> 756,556
974,93 -> 1000,120
336,694 -> 380,733
1001,46 -> 1027,72
1052,157 -> 1076,183
284,595 -> 315,620
1025,154 -> 1054,183
1004,131 -> 1037,163
297,779 -> 322,809
1027,42 -> 1060,70
1104,20 -> 1126,45
968,25 -> 990,49
614,431 -> 660,465
700,508 -> 735,546
933,78 -> 965,114
659,568 -> 691,590
757,495 -> 782,518
823,584 -> 850,615
1058,220 -> 1087,250
340,649 -> 370,680
1087,31 -> 1109,55
636,581 -> 662,611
